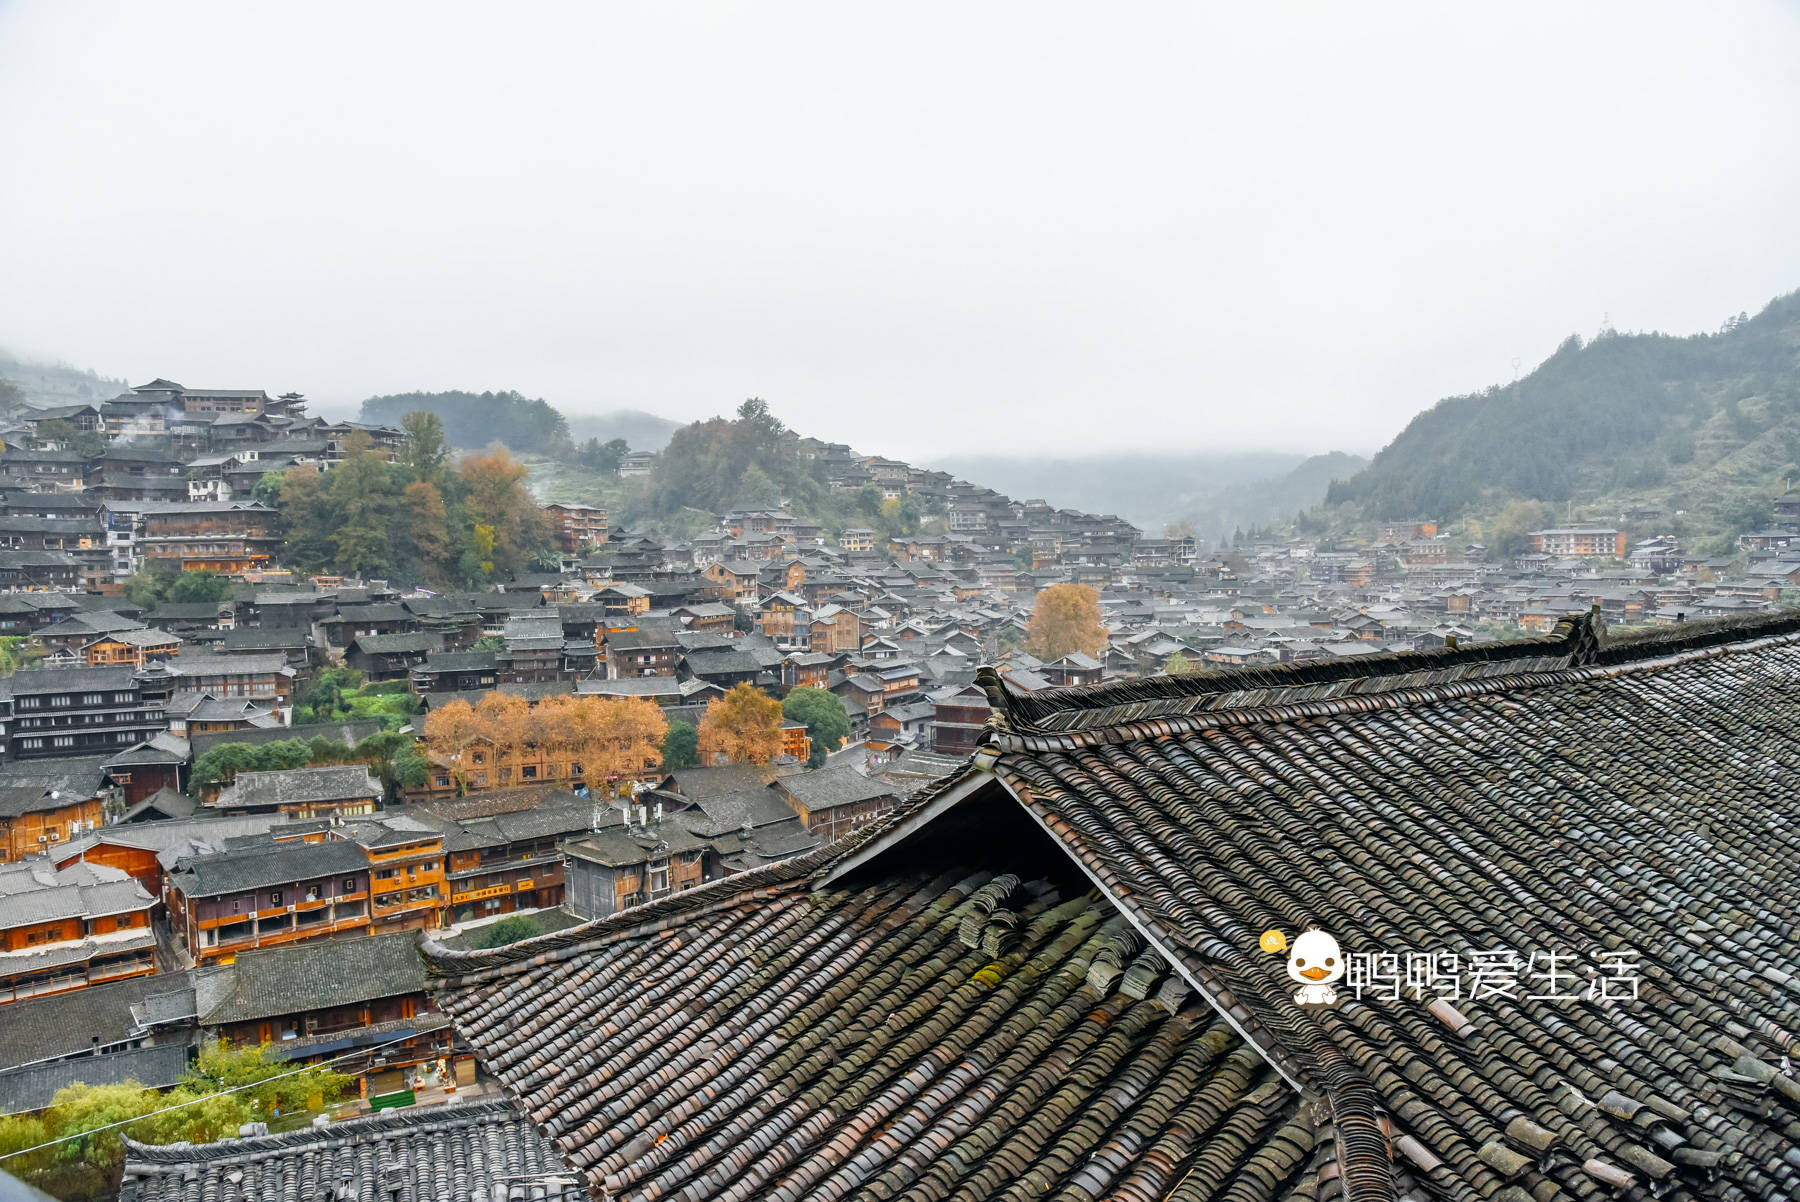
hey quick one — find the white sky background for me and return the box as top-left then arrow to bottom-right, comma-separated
1,2 -> 1797,459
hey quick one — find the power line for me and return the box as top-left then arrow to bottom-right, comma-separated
0,1029 -> 440,1163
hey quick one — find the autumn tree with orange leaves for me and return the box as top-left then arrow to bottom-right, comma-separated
423,692 -> 666,795
1026,583 -> 1107,661
697,683 -> 785,765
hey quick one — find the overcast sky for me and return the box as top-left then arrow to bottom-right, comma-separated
1,2 -> 1797,459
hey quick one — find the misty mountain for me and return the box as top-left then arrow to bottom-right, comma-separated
931,450 -> 1365,543
566,409 -> 680,451
0,349 -> 125,409
1325,290 -> 1800,538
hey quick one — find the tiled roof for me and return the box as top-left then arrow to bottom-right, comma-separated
0,1042 -> 190,1117
419,611 -> 1800,1202
197,932 -> 426,1025
120,1098 -> 582,1202
214,765 -> 381,808
771,764 -> 900,812
961,609 -> 1800,1202
168,838 -> 366,898
424,832 -> 1300,1201
0,971 -> 184,1069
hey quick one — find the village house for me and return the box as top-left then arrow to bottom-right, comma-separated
192,932 -> 465,1101
409,650 -> 499,695
0,757 -> 112,860
163,652 -> 295,710
768,765 -> 900,840
1528,525 -> 1629,560
560,803 -> 709,919
602,626 -> 681,678
338,816 -> 446,934
541,502 -> 608,553
0,860 -> 156,1005
808,602 -> 862,653
166,836 -> 373,965
702,558 -> 763,603
928,682 -> 990,755
345,631 -> 442,681
136,500 -> 281,573
0,665 -> 166,762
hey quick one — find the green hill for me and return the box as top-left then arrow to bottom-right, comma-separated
1324,291 -> 1800,546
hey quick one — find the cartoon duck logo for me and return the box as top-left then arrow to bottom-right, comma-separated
1277,927 -> 1345,1008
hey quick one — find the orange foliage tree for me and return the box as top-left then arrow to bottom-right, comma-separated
697,683 -> 784,765
422,692 -> 666,795
1026,583 -> 1107,661
456,449 -> 550,579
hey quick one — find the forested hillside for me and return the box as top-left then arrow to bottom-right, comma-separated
359,390 -> 570,453
1325,291 -> 1800,541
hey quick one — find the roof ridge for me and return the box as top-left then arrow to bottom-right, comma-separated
977,609 -> 1800,742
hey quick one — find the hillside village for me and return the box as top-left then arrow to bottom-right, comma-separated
1,373 -> 1799,1194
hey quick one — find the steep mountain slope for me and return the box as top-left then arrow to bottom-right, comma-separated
1326,291 -> 1800,538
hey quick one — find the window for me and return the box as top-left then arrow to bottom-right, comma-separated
82,693 -> 104,705
343,878 -> 357,892
53,736 -> 74,748
270,891 -> 282,905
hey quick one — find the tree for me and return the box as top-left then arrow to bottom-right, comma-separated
0,635 -> 45,674
295,666 -> 363,723
123,563 -> 235,609
577,437 -> 629,474
1164,651 -> 1195,676
396,480 -> 453,586
273,464 -> 336,571
327,432 -> 403,577
0,1044 -> 347,1199
399,410 -> 451,484
165,570 -> 233,604
1488,500 -> 1546,560
422,693 -> 664,796
457,450 -> 550,580
661,721 -> 700,770
471,634 -> 506,652
1026,583 -> 1107,661
576,697 -> 668,795
469,913 -> 542,949
782,687 -> 850,768
122,561 -> 181,608
698,683 -> 784,765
